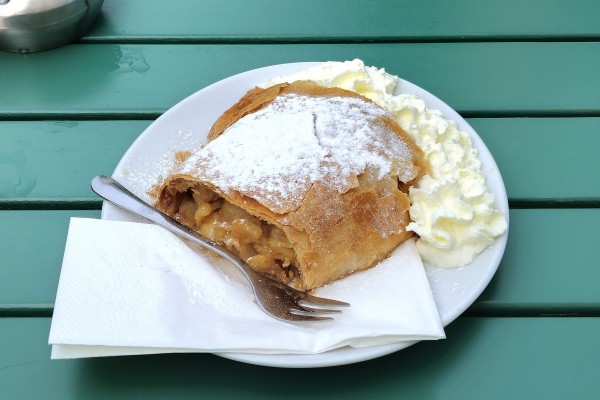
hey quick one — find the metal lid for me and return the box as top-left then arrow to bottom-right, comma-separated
0,0 -> 104,53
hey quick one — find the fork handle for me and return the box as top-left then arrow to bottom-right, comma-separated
91,176 -> 254,279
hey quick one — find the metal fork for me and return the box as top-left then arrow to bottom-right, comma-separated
91,176 -> 349,322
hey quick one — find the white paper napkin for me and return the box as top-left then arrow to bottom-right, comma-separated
49,218 -> 444,359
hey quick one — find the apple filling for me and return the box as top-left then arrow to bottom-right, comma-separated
161,184 -> 297,283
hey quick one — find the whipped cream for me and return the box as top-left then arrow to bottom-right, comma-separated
264,59 -> 507,268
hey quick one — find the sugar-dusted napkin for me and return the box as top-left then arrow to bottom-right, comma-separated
49,218 -> 444,358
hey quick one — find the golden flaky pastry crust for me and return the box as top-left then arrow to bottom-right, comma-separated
157,81 -> 425,290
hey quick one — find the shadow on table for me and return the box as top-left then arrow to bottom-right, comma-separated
73,318 -> 483,398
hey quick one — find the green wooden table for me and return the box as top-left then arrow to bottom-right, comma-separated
2,0 -> 600,398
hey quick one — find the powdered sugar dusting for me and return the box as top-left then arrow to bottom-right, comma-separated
118,128 -> 198,202
179,93 -> 417,212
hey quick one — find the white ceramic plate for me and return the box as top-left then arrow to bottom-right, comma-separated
102,62 -> 509,368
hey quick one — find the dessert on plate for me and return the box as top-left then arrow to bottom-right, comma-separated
156,80 -> 425,290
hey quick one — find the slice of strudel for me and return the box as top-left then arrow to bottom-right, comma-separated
156,81 -> 425,290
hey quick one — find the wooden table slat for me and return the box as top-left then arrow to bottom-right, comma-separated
1,43 -> 599,116
2,209 -> 599,309
2,118 -> 599,204
85,0 -> 600,41
1,317 -> 599,398
478,209 -> 600,306
0,121 -> 148,203
0,211 -> 100,305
